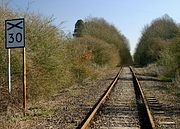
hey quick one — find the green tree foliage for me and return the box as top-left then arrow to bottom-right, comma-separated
73,19 -> 84,37
134,14 -> 179,66
119,36 -> 133,65
0,7 -> 73,101
0,6 -> 132,102
70,36 -> 119,66
79,17 -> 132,65
25,14 -> 73,99
159,30 -> 180,78
67,36 -> 120,82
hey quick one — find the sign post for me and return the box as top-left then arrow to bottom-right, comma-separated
8,49 -> 11,93
5,18 -> 26,115
23,47 -> 27,115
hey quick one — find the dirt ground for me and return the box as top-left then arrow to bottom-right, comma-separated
0,68 -> 119,129
0,66 -> 179,129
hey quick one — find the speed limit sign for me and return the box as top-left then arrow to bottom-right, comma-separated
5,18 -> 25,48
5,18 -> 27,114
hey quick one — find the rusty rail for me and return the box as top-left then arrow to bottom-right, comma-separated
76,67 -> 122,129
77,67 -> 156,129
129,66 -> 156,129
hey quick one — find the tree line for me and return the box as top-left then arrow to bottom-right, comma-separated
73,18 -> 133,65
134,14 -> 180,79
0,5 -> 133,101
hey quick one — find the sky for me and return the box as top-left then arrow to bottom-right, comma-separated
8,0 -> 180,54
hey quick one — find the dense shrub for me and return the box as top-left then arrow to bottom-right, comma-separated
134,14 -> 180,82
0,6 -> 132,102
25,14 -> 74,99
134,15 -> 179,66
74,18 -> 132,65
0,7 -> 73,101
70,36 -> 119,66
66,36 -> 120,83
159,31 -> 180,78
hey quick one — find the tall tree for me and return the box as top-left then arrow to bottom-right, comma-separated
73,19 -> 84,37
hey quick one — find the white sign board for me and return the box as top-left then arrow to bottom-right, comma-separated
5,18 -> 25,48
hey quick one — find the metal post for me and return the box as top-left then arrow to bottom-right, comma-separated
23,47 -> 27,115
8,49 -> 11,93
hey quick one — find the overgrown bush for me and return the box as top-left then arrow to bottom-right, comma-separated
159,32 -> 180,78
134,15 -> 179,66
67,36 -> 120,82
0,7 -> 74,101
74,18 -> 132,65
0,6 -> 132,103
134,14 -> 180,83
25,15 -> 79,100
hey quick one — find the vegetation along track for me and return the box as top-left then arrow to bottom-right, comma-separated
77,67 -> 156,129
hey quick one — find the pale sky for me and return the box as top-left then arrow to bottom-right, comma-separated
9,0 -> 180,54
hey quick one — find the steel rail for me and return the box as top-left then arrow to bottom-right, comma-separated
76,67 -> 122,129
129,66 -> 156,129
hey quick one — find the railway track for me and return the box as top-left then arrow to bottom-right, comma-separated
76,67 -> 155,129
135,70 -> 179,129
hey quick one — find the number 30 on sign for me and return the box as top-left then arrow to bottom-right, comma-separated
5,18 -> 25,48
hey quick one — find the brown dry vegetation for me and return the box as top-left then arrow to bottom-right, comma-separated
0,2 -> 134,128
0,1 -> 131,115
134,14 -> 180,84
